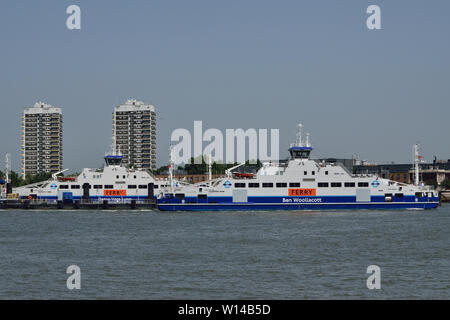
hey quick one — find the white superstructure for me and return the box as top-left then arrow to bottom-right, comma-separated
13,145 -> 169,203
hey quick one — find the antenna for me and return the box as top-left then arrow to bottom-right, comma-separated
111,135 -> 116,155
296,123 -> 303,147
5,153 -> 10,184
305,133 -> 310,148
208,154 -> 212,183
169,145 -> 174,192
413,143 -> 420,186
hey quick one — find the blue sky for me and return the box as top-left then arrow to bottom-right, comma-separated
0,0 -> 449,172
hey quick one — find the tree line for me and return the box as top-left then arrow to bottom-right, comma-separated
153,157 -> 262,175
0,171 -> 53,187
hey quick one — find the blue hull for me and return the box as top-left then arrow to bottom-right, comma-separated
157,202 -> 439,211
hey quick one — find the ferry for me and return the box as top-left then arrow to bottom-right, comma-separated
157,124 -> 439,211
13,145 -> 170,203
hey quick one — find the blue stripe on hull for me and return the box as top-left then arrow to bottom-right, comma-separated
157,202 -> 439,211
157,194 -> 439,211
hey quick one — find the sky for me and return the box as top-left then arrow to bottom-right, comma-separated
0,0 -> 449,172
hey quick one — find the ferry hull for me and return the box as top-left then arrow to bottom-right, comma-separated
157,201 -> 439,211
157,124 -> 440,213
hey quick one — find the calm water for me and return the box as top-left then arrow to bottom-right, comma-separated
0,205 -> 449,299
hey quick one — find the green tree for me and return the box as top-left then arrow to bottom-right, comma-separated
10,171 -> 24,187
442,179 -> 450,190
424,179 -> 437,189
154,165 -> 169,175
24,172 -> 49,186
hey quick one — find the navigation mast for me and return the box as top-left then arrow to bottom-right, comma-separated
169,145 -> 174,192
207,154 -> 212,184
413,143 -> 420,186
5,153 -> 10,186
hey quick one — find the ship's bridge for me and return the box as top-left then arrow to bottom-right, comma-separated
104,154 -> 123,166
289,123 -> 312,159
289,146 -> 312,159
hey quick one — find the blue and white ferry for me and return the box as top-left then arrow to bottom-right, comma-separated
13,145 -> 169,203
157,124 -> 439,211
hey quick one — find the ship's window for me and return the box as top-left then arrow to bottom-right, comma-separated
249,183 -> 260,188
59,185 -> 69,189
235,183 -> 246,188
134,175 -> 137,179
385,193 -> 393,202
128,185 -> 137,189
289,182 -> 301,187
304,171 -> 307,175
139,185 -> 147,189
104,185 -> 114,189
415,192 -> 423,198
312,171 -> 315,175
154,185 -> 159,189
175,193 -> 185,199
116,175 -> 119,179
331,182 -> 342,187
394,193 -> 404,198
198,194 -> 207,199
344,182 -> 355,187
70,185 -> 80,189
262,183 -> 273,188
276,182 -> 287,188
325,171 -> 329,175
93,185 -> 102,189
358,182 -> 369,187
318,182 -> 329,187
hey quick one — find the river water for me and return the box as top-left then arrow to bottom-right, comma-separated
0,205 -> 448,299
